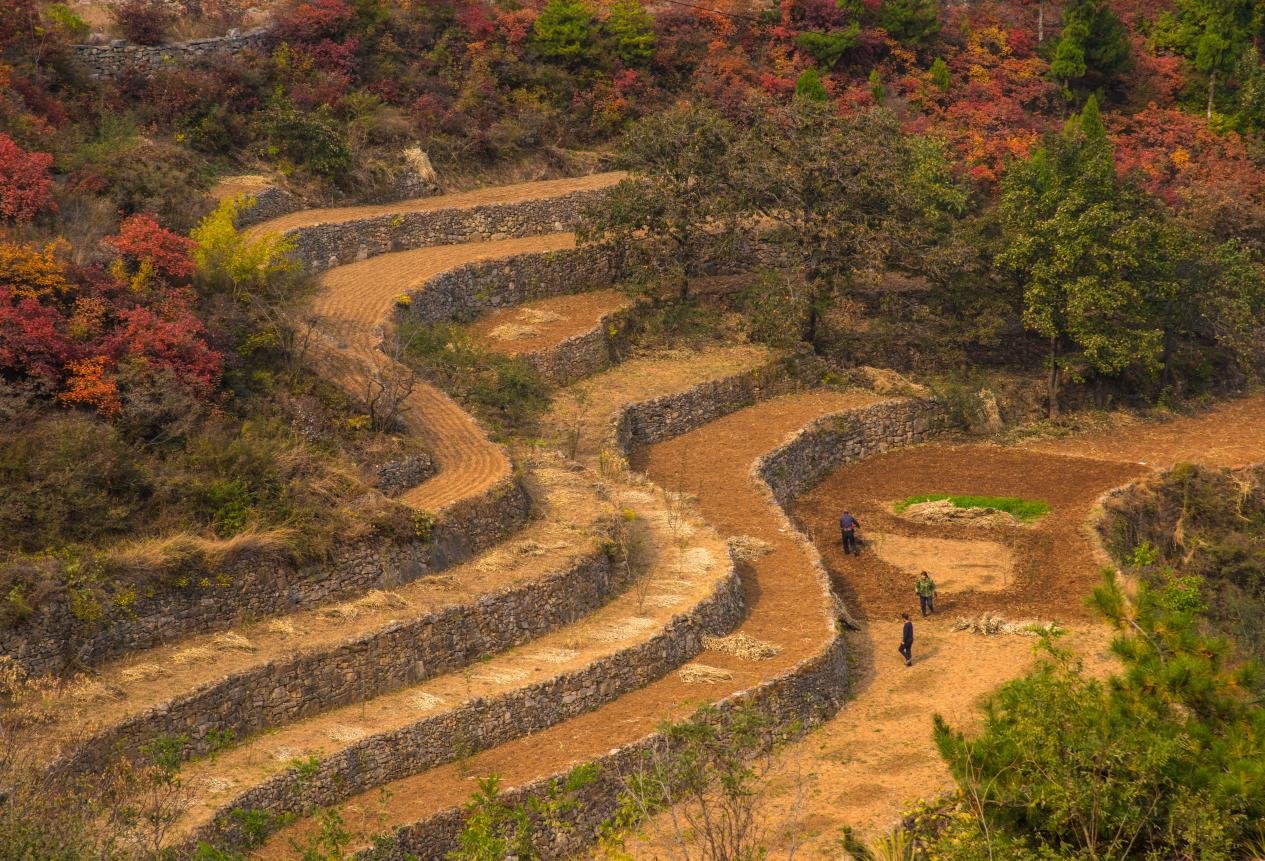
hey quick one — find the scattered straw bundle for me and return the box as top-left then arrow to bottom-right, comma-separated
728,535 -> 774,562
952,615 -> 1060,637
327,724 -> 368,743
171,647 -> 216,666
679,663 -> 734,684
519,308 -> 563,324
212,632 -> 256,652
703,633 -> 781,661
119,663 -> 171,683
489,323 -> 541,341
526,647 -> 579,665
592,616 -> 656,642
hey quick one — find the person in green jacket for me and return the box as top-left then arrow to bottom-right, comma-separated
915,571 -> 936,617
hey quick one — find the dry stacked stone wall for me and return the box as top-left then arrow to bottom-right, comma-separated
1,476 -> 531,676
370,396 -> 945,859
58,529 -> 628,777
284,191 -> 606,270
402,246 -> 615,324
71,28 -> 270,79
188,551 -> 746,852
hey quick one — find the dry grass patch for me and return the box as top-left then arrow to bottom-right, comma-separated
952,615 -> 1061,637
679,663 -> 734,684
703,633 -> 781,661
118,663 -> 171,683
728,535 -> 774,562
592,616 -> 656,643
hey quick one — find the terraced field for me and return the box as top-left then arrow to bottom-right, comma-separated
33,171 -> 1265,859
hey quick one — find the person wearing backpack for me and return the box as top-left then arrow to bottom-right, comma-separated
915,571 -> 937,617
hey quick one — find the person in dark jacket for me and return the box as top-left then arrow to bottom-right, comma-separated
898,613 -> 913,666
839,511 -> 861,555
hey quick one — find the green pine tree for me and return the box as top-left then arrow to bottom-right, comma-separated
795,67 -> 829,102
531,0 -> 597,68
878,0 -> 940,46
604,0 -> 655,67
1047,0 -> 1132,92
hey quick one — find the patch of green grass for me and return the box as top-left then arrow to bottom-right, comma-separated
894,493 -> 1051,522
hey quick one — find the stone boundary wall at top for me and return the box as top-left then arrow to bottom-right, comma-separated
71,28 -> 271,79
1,476 -> 531,677
372,395 -> 946,859
56,510 -> 624,777
283,189 -> 609,271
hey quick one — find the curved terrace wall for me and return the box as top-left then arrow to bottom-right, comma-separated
56,517 -> 624,777
375,396 -> 944,859
187,549 -> 746,851
284,190 -> 608,270
1,471 -> 530,677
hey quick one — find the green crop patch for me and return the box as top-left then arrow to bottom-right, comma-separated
893,494 -> 1051,522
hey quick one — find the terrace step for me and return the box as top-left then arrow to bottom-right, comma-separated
41,459 -> 616,775
174,478 -> 741,852
252,390 -> 890,859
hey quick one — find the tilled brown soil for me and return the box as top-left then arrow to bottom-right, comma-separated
731,394 -> 1265,853
470,289 -> 632,356
1018,394 -> 1265,468
797,444 -> 1146,621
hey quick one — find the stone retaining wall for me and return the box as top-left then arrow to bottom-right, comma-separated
284,190 -> 608,271
58,520 -> 624,776
369,396 -> 945,858
522,304 -> 638,387
1,476 -> 531,676
233,185 -> 302,228
402,246 -> 615,324
71,28 -> 270,79
189,549 -> 746,851
615,360 -> 805,453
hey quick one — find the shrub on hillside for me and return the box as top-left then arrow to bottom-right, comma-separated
110,0 -> 176,45
0,133 -> 56,223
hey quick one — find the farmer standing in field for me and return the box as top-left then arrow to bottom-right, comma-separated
916,571 -> 937,617
839,510 -> 861,555
898,613 -> 914,666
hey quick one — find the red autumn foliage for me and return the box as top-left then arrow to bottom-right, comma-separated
0,287 -> 70,385
276,0 -> 355,43
0,132 -> 56,222
104,214 -> 196,281
105,294 -> 223,396
59,355 -> 122,417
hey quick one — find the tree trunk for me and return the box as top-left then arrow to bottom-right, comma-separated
1038,0 -> 1045,43
1207,69 -> 1216,119
1047,335 -> 1061,419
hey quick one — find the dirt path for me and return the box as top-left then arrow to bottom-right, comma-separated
249,172 -> 625,235
311,234 -> 577,510
1016,393 -> 1265,468
470,289 -> 632,356
254,390 -> 882,857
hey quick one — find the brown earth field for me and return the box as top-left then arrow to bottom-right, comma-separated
723,397 -> 1265,855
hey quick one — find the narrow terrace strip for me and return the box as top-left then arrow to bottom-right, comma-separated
175,480 -> 738,850
249,172 -> 625,235
310,234 -> 577,511
255,390 -> 884,858
544,343 -> 779,459
38,461 -> 612,772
